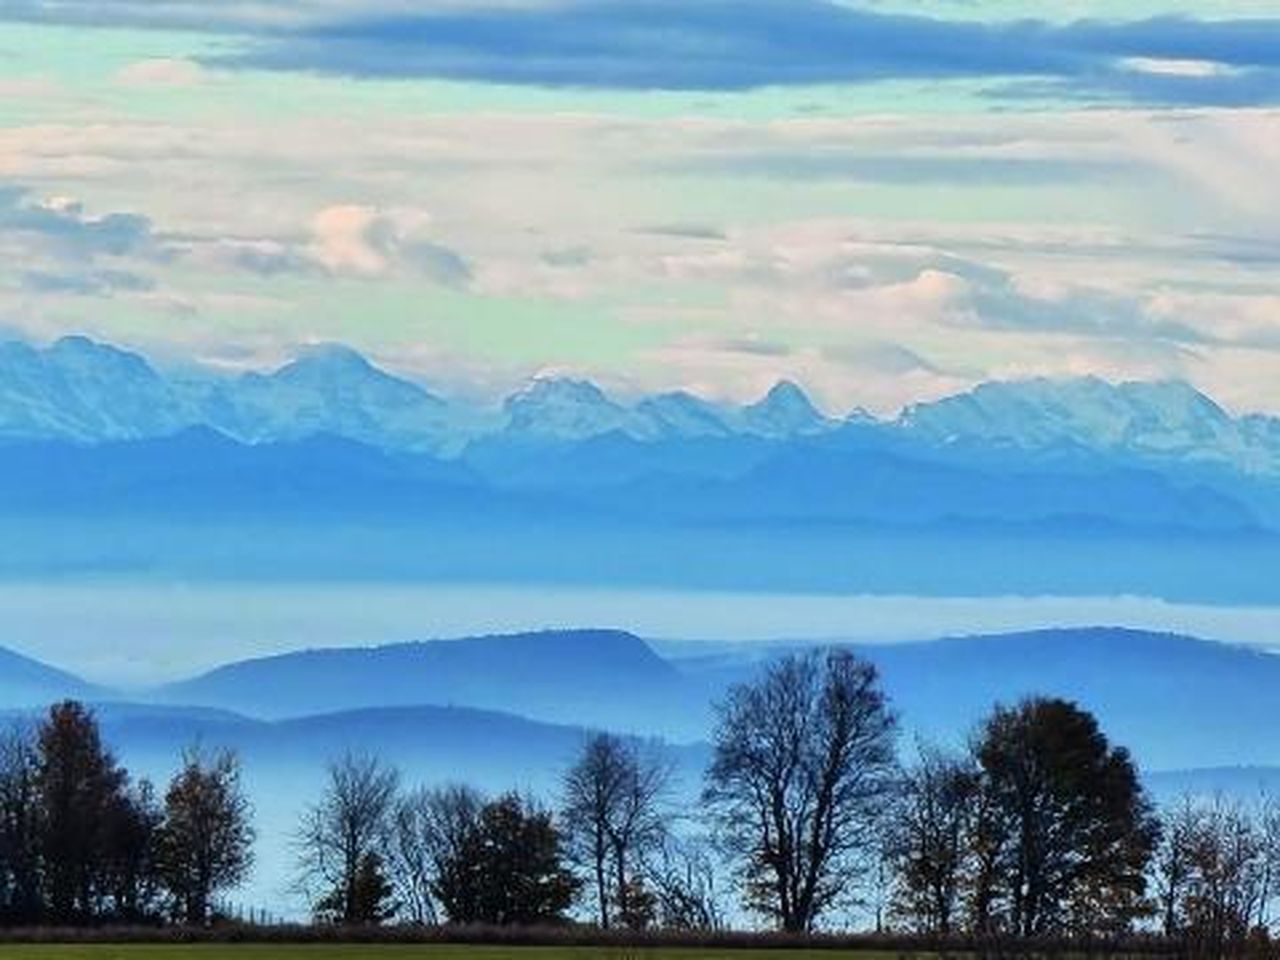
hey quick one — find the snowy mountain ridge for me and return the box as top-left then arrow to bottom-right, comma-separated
1,335 -> 1279,475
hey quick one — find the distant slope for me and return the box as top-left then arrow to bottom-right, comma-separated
155,629 -> 702,736
0,645 -> 104,708
10,623 -> 1280,780
677,628 -> 1280,771
0,427 -> 485,518
150,626 -> 1280,771
867,629 -> 1280,770
72,700 -> 696,789
0,423 -> 1274,604
0,697 -> 705,813
592,443 -> 1254,531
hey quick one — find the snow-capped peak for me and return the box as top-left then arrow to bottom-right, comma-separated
899,376 -> 1248,463
634,391 -> 734,439
502,377 -> 634,441
737,380 -> 832,438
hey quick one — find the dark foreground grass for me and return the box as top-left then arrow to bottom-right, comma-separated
0,949 -> 916,960
0,928 -> 1189,960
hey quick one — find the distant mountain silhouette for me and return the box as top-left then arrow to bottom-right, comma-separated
156,629 -> 698,735
587,442 -> 1255,531
872,628 -> 1280,770
0,427 -> 484,517
55,700 -> 686,789
142,626 -> 1280,770
738,380 -> 833,438
10,626 -> 1280,773
0,645 -> 104,707
2,336 -> 1280,599
678,628 -> 1280,770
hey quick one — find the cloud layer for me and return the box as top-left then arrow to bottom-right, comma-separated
5,0 -> 1280,103
2,7 -> 1280,415
212,2 -> 1280,104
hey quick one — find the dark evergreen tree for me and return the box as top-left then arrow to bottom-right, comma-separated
101,779 -> 164,923
435,793 -> 580,925
0,726 -> 42,925
315,852 -> 397,925
973,697 -> 1160,936
36,701 -> 131,924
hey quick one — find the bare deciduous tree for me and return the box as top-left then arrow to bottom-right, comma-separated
886,744 -> 980,935
648,832 -> 726,931
296,752 -> 399,925
1154,796 -> 1202,937
704,648 -> 898,932
385,783 -> 484,925
560,732 -> 670,928
1154,793 -> 1280,954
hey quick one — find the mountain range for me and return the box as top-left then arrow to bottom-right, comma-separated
0,336 -> 1274,521
0,336 -> 838,453
5,334 -> 1280,597
4,335 -> 1280,478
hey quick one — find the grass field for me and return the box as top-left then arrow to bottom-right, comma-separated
0,949 -> 912,960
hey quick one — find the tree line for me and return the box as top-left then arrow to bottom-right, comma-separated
0,701 -> 252,926
3,648 -> 1279,952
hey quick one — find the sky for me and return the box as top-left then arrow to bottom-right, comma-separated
1,1 -> 1280,414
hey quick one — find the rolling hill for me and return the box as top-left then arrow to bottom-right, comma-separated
155,629 -> 699,735
676,628 -> 1280,770
140,626 -> 1280,771
0,644 -> 105,707
8,626 -> 1280,773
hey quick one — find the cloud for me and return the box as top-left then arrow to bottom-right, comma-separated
202,2 -> 1280,104
668,151 -> 1139,186
0,186 -> 159,260
310,205 -> 388,274
308,204 -> 472,284
20,269 -> 154,295
0,0 -> 376,31
941,269 -> 1211,344
706,335 -> 794,358
222,240 -> 322,277
636,223 -> 727,241
822,341 -> 950,377
116,58 -> 207,87
0,186 -> 169,299
1123,57 -> 1241,78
